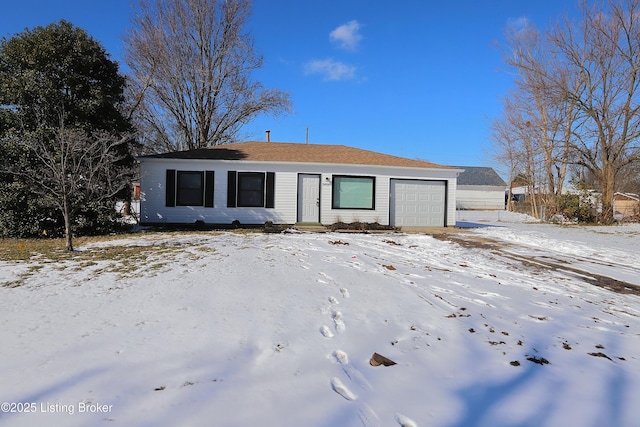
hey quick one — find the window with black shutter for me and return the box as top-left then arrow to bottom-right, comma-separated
166,169 -> 215,207
227,171 -> 276,208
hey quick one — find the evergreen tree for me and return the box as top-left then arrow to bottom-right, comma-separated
0,20 -> 135,249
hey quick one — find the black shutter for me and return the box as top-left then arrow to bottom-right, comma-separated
165,169 -> 176,207
266,172 -> 275,208
205,171 -> 215,208
227,171 -> 237,207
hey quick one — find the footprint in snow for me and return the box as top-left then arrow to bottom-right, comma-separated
395,412 -> 417,427
340,288 -> 350,298
319,271 -> 334,281
330,376 -> 357,401
334,349 -> 349,364
329,296 -> 339,304
334,349 -> 372,391
320,325 -> 334,338
333,311 -> 346,333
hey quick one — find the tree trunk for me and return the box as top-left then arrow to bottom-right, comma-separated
529,186 -> 538,218
63,197 -> 74,252
600,163 -> 616,224
507,180 -> 514,212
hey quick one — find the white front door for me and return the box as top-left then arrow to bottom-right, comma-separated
298,174 -> 320,223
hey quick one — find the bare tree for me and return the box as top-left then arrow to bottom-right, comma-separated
125,0 -> 292,153
501,21 -> 576,217
617,158 -> 640,194
495,0 -> 640,223
550,0 -> 640,222
16,120 -> 134,251
490,104 -> 524,213
493,84 -> 555,219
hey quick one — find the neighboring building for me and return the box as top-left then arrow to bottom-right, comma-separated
138,141 -> 461,228
614,192 -> 639,217
455,166 -> 507,210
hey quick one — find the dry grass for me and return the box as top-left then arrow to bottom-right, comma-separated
0,235 -> 136,262
1,229 -> 263,288
0,231 -> 227,262
0,233 -> 205,287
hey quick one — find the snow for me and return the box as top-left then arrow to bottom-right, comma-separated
1,211 -> 639,427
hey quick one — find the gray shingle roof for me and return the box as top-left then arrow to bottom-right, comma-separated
455,166 -> 506,186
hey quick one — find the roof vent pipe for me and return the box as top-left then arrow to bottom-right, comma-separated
265,130 -> 270,142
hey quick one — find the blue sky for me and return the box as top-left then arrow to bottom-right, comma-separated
0,0 -> 578,167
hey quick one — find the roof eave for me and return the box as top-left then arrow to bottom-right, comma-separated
140,156 -> 459,171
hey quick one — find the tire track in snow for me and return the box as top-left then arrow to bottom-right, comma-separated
434,232 -> 640,296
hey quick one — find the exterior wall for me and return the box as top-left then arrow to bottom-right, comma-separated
456,185 -> 505,210
614,198 -> 640,216
139,158 -> 458,227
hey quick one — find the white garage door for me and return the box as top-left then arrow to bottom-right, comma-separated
390,179 -> 446,227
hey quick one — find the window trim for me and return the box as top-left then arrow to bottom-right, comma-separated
237,172 -> 266,207
166,169 -> 214,208
331,175 -> 376,210
176,170 -> 204,206
227,171 -> 276,209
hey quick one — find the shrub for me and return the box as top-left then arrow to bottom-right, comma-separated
558,194 -> 596,223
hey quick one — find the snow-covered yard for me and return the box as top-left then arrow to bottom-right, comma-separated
1,212 -> 639,427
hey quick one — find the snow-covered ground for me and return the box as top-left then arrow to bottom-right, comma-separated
1,212 -> 639,427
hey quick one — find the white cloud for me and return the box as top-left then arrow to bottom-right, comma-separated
329,20 -> 362,51
507,16 -> 530,32
304,59 -> 356,81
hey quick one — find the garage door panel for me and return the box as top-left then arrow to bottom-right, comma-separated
390,179 -> 445,227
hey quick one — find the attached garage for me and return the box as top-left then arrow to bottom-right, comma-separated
139,141 -> 460,228
390,179 -> 446,227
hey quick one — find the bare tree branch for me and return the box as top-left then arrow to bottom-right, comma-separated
124,0 -> 291,153
7,120 -> 135,250
494,0 -> 640,223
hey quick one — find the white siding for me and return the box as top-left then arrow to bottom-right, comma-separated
140,159 -> 298,225
139,158 -> 459,227
457,185 -> 505,210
